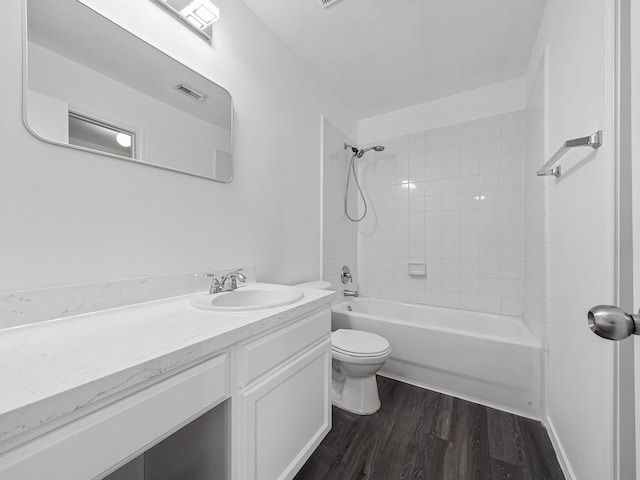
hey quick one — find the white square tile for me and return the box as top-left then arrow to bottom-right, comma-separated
442,178 -> 461,194
460,226 -> 480,243
425,179 -> 443,196
480,294 -> 501,314
442,194 -> 461,211
501,297 -> 523,316
480,116 -> 501,139
460,242 -> 480,259
425,226 -> 443,242
425,196 -> 443,211
442,210 -> 461,226
460,141 -> 480,161
409,196 -> 425,212
425,148 -> 443,165
443,161 -> 461,179
409,132 -> 426,153
426,258 -> 443,275
443,258 -> 461,275
409,211 -> 425,228
425,130 -> 444,149
441,291 -> 461,308
479,277 -> 501,295
480,156 -> 501,174
409,149 -> 425,169
460,276 -> 480,294
442,274 -> 461,292
443,146 -> 461,163
460,259 -> 480,276
501,111 -> 523,136
501,134 -> 523,155
425,211 -> 443,226
443,126 -> 460,146
442,226 -> 461,243
501,278 -> 523,298
425,164 -> 443,180
460,159 -> 480,177
458,120 -> 480,143
442,242 -> 461,259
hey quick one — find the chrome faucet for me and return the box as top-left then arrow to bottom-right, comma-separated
220,269 -> 247,292
343,289 -> 359,297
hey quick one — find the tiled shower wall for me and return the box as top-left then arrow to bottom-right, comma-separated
357,112 -> 525,316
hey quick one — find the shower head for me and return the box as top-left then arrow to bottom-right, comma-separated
356,145 -> 385,158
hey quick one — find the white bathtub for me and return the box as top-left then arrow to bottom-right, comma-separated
331,298 -> 542,418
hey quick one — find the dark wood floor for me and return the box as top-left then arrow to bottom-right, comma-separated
295,377 -> 564,480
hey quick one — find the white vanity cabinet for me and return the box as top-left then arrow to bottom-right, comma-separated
233,308 -> 332,480
0,294 -> 333,480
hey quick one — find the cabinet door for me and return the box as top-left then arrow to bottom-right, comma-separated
238,338 -> 331,480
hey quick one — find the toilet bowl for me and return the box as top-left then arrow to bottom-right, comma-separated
331,329 -> 391,415
294,281 -> 391,415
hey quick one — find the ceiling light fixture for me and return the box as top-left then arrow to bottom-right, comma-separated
152,0 -> 219,41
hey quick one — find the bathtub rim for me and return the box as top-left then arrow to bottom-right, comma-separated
332,297 -> 540,348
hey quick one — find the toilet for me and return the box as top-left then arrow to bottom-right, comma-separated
294,280 -> 392,415
331,329 -> 391,415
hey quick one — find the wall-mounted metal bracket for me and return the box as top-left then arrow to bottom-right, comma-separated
537,130 -> 603,177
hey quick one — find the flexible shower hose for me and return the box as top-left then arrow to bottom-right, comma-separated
344,152 -> 367,222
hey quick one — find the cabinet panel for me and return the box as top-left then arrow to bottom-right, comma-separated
239,339 -> 331,480
238,309 -> 330,388
0,353 -> 229,480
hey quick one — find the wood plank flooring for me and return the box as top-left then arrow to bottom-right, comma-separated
294,377 -> 564,480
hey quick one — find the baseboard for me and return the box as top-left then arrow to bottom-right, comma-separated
544,416 -> 576,480
377,371 -> 542,421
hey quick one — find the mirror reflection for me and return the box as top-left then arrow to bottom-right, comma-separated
24,0 -> 234,182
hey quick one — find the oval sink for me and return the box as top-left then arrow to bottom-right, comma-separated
190,284 -> 304,312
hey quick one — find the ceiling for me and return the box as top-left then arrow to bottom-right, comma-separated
241,0 -> 547,119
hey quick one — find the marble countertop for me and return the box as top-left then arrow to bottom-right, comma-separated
0,283 -> 334,445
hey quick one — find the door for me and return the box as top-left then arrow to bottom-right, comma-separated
589,1 -> 638,478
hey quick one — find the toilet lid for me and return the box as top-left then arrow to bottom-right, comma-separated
331,329 -> 391,356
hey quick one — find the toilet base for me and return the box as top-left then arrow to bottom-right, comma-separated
332,374 -> 381,415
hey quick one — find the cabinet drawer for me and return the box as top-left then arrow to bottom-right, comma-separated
238,308 -> 330,387
0,353 -> 229,480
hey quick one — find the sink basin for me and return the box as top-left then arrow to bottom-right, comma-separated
190,284 -> 304,311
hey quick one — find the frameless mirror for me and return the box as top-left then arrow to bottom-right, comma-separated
24,0 -> 234,182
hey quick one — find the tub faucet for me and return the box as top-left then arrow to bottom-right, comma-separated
220,269 -> 247,291
343,289 -> 359,297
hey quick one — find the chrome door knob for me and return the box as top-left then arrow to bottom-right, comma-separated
587,305 -> 640,341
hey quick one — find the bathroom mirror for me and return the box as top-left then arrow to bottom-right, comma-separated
23,0 -> 234,182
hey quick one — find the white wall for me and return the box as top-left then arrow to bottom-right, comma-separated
358,77 -> 526,145
357,112 -> 525,316
0,0 -> 356,292
321,117 -> 358,300
526,0 -> 616,479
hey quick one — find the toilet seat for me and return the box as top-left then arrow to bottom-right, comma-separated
331,329 -> 391,357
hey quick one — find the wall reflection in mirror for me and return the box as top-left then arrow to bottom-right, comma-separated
24,0 -> 234,182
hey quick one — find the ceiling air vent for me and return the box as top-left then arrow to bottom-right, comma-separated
317,0 -> 343,9
175,83 -> 206,101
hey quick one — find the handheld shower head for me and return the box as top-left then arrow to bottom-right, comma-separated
356,145 -> 385,158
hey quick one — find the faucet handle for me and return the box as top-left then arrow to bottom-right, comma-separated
204,273 -> 221,294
